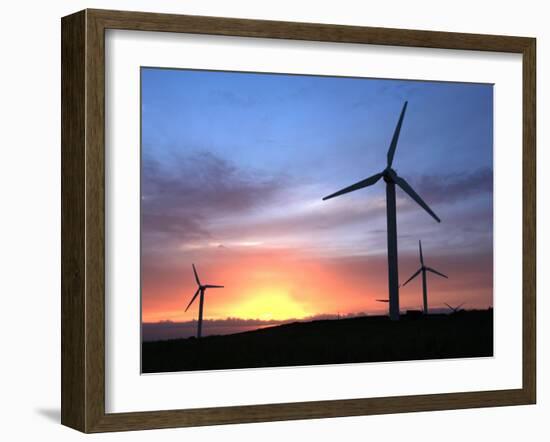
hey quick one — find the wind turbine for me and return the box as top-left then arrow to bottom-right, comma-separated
323,101 -> 440,321
402,240 -> 448,315
445,302 -> 465,314
184,264 -> 224,339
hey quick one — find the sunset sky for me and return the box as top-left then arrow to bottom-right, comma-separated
141,67 -> 493,328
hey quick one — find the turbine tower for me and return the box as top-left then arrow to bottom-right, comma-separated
402,240 -> 448,314
185,264 -> 224,339
323,102 -> 440,321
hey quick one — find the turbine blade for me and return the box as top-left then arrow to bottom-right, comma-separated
402,268 -> 422,286
376,299 -> 389,302
386,101 -> 408,167
205,285 -> 224,288
185,288 -> 200,312
426,267 -> 448,278
393,174 -> 441,223
444,302 -> 454,311
419,240 -> 424,265
192,264 -> 201,286
456,302 -> 465,310
322,173 -> 383,201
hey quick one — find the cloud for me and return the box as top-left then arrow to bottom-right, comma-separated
141,147 -> 493,271
142,149 -> 292,250
208,166 -> 493,257
412,167 -> 492,205
214,196 -> 387,244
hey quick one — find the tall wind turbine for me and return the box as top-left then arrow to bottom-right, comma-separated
402,240 -> 448,314
185,264 -> 224,339
322,101 -> 440,321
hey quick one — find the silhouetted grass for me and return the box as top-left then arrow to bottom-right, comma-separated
141,309 -> 493,373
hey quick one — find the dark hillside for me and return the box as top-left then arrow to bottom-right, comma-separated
142,309 -> 493,373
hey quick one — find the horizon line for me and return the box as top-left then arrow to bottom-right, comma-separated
143,306 -> 493,325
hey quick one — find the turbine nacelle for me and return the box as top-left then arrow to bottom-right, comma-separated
382,167 -> 397,183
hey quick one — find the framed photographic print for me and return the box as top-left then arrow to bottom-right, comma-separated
61,9 -> 536,433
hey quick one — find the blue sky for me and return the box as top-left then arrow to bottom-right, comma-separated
142,68 -> 492,174
141,67 -> 493,322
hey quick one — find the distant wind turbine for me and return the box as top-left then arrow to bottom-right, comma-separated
402,240 -> 448,314
185,264 -> 224,339
445,302 -> 465,314
323,101 -> 440,321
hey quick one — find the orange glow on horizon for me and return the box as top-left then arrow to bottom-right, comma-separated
141,247 -> 493,324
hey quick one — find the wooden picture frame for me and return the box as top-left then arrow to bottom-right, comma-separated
61,8 -> 536,433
